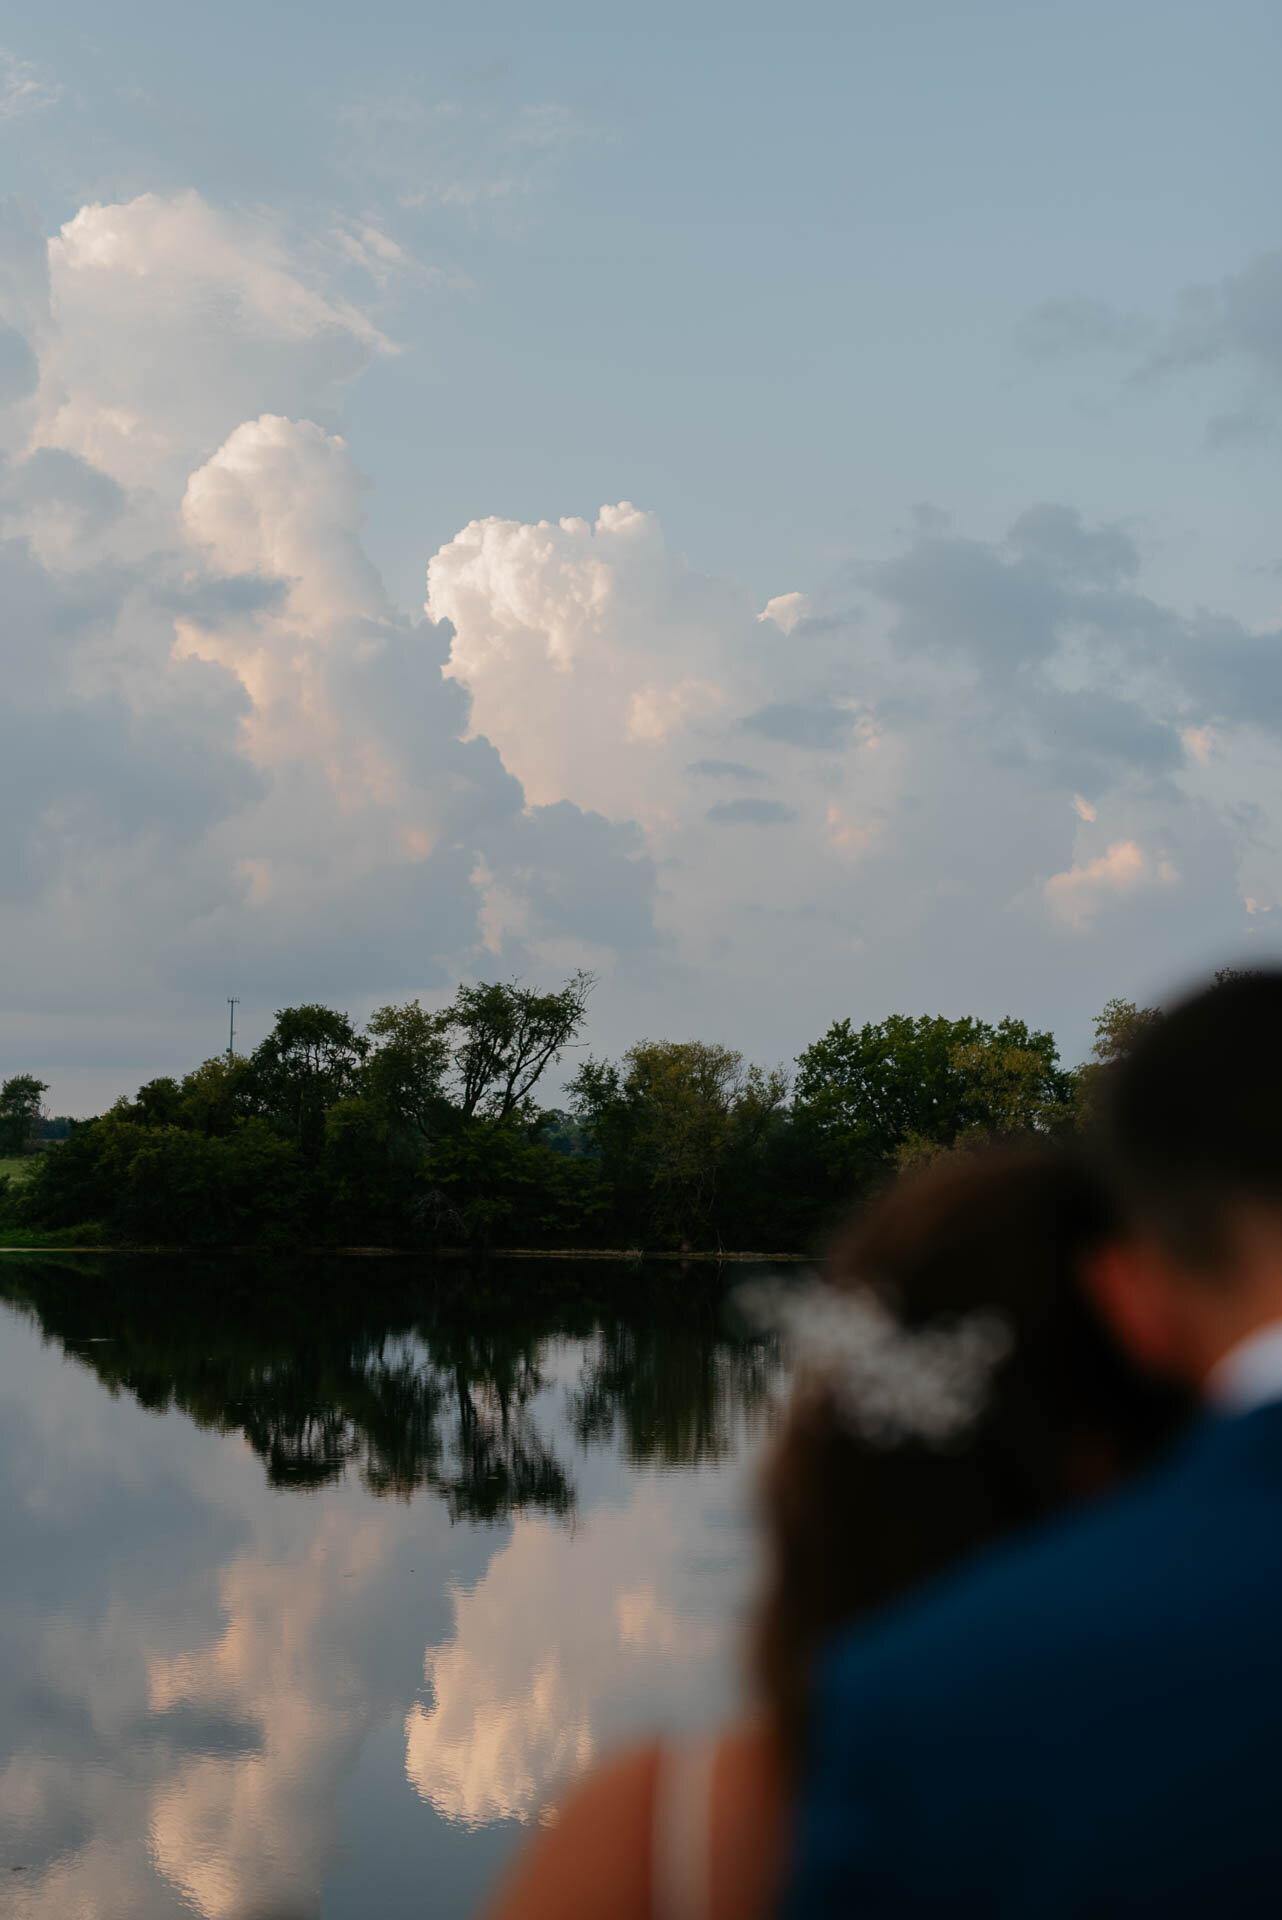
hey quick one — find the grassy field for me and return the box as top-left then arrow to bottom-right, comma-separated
0,1225 -> 109,1248
0,1157 -> 37,1185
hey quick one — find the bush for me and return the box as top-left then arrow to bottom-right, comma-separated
19,1113 -> 307,1246
425,1123 -> 609,1248
113,1121 -> 308,1244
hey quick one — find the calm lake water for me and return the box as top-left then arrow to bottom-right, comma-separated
0,1254 -> 791,1919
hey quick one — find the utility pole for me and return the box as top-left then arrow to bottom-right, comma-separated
227,997 -> 239,1062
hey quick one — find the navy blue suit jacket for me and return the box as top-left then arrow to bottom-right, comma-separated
783,1403 -> 1282,1917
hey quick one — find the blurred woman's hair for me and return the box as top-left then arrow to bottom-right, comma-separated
753,1142 -> 1187,1762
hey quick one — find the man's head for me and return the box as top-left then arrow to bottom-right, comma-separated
1088,970 -> 1282,1386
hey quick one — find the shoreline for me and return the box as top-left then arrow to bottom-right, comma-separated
0,1243 -> 809,1262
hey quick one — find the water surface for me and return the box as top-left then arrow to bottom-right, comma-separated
0,1254 -> 789,1919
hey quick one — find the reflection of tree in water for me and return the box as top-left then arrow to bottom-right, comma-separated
439,1331 -> 573,1522
235,1340 -> 448,1496
229,1335 -> 574,1518
0,1256 -> 781,1520
571,1310 -> 780,1466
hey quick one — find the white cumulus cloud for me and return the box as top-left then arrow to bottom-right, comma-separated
758,591 -> 810,634
1044,840 -> 1180,930
37,192 -> 394,492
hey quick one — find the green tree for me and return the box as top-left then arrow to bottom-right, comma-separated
249,1006 -> 370,1159
114,1119 -> 306,1244
0,1075 -> 48,1156
16,1118 -> 115,1230
127,1077 -> 184,1128
794,1013 -> 1071,1183
571,1039 -> 788,1246
794,1014 -> 974,1180
364,1000 -> 452,1141
176,1055 -> 262,1135
1073,996 -> 1162,1125
425,1120 -> 607,1249
946,1017 -> 1074,1134
450,971 -> 594,1123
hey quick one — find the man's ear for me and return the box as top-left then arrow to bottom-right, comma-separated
1080,1241 -> 1185,1378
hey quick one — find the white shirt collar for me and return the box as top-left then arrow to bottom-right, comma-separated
1205,1317 -> 1282,1414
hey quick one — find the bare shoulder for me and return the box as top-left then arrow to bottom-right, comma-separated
480,1740 -> 661,1920
709,1718 -> 789,1920
479,1719 -> 789,1920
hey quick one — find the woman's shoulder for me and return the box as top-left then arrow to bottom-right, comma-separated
481,1738 -> 662,1920
706,1719 -> 788,1920
479,1718 -> 787,1920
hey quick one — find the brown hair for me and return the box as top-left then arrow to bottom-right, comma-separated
753,1142 -> 1187,1763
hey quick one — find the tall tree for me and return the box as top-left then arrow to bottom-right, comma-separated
0,1075 -> 48,1156
177,1055 -> 262,1136
571,1039 -> 788,1245
794,1013 -> 1071,1182
1073,996 -> 1163,1125
364,1000 -> 452,1141
945,1017 -> 1074,1136
450,971 -> 594,1123
250,1006 -> 369,1159
127,1077 -> 184,1128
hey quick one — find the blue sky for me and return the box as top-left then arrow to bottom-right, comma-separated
3,1 -> 1282,1109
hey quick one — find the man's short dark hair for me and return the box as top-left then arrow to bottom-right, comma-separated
1101,969 -> 1282,1267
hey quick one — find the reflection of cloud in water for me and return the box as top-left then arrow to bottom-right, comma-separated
405,1489 -> 730,1829
2,1456 -> 423,1919
0,1291 -> 775,1917
616,1584 -> 683,1653
1,1753 -> 159,1920
145,1510 -> 392,1919
407,1641 -> 593,1830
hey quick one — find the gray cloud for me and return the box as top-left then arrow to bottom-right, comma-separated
742,697 -> 854,750
706,798 -> 797,826
11,446 -> 125,518
685,758 -> 766,781
1017,253 -> 1282,393
871,544 -> 1062,671
1149,250 -> 1282,387
499,802 -> 658,950
1166,613 -> 1282,736
159,571 -> 289,628
0,319 -> 36,401
1204,405 -> 1277,451
1021,686 -> 1184,792
167,835 -> 487,1009
0,528 -> 262,910
865,504 -> 1282,772
1014,295 -> 1151,361
1020,252 -> 1282,451
1004,503 -> 1140,588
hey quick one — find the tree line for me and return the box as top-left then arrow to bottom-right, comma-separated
0,980 -> 1159,1252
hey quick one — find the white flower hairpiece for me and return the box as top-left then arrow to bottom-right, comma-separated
738,1277 -> 1014,1449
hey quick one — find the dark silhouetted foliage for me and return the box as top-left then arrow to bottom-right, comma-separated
5,980 -> 1101,1253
